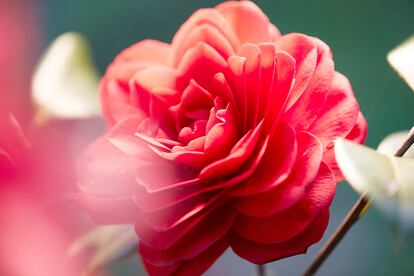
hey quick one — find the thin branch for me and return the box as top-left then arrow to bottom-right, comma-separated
257,264 -> 266,276
303,129 -> 414,276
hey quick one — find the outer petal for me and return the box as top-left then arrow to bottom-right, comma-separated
114,40 -> 171,65
143,237 -> 229,276
275,33 -> 318,109
170,8 -> 240,66
232,163 -> 334,244
323,112 -> 367,181
101,40 -> 171,124
308,72 -> 359,146
230,210 -> 329,264
284,38 -> 334,131
216,1 -> 280,44
139,207 -> 236,266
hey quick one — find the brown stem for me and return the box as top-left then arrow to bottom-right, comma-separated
257,264 -> 266,276
303,129 -> 414,276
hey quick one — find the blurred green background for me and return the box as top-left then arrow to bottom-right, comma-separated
39,0 -> 414,275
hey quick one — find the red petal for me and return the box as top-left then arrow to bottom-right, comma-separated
204,104 -> 238,159
232,162 -> 335,244
230,210 -> 330,264
308,72 -> 359,146
115,40 -> 171,65
171,23 -> 235,66
101,40 -> 170,124
170,80 -> 213,131
135,189 -> 228,231
345,111 -> 367,144
275,33 -> 318,109
227,55 -> 247,129
139,207 -> 235,266
324,112 -> 367,181
229,122 -> 297,196
234,131 -> 323,216
216,1 -> 280,44
262,51 -> 295,132
199,120 -> 263,181
170,8 -> 240,67
143,237 -> 229,276
131,66 -> 179,117
284,38 -> 334,131
236,43 -> 261,129
177,42 -> 228,92
256,43 -> 277,123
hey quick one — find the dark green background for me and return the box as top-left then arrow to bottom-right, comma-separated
39,1 -> 414,275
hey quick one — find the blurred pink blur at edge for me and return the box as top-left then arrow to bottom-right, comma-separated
0,2 -> 103,275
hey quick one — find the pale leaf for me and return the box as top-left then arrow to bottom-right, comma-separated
32,32 -> 101,120
387,34 -> 414,91
378,128 -> 414,158
335,138 -> 414,237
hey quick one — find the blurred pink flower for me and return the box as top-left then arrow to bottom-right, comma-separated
0,2 -> 103,275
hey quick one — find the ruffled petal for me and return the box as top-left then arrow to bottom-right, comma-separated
101,40 -> 171,124
324,112 -> 367,181
230,210 -> 329,264
139,207 -> 235,266
275,33 -> 318,108
232,163 -> 334,244
216,1 -> 280,44
229,122 -> 297,196
284,38 -> 334,131
115,40 -> 170,65
170,8 -> 240,66
234,131 -> 323,216
143,237 -> 229,276
177,42 -> 228,92
199,120 -> 263,181
308,72 -> 359,146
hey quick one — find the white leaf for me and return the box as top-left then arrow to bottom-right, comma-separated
334,139 -> 395,197
378,128 -> 414,158
387,34 -> 414,91
32,32 -> 101,120
335,137 -> 414,237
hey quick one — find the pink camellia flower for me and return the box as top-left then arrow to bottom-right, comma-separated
78,1 -> 367,274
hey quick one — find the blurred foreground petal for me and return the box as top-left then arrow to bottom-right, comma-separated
32,32 -> 100,120
387,34 -> 414,91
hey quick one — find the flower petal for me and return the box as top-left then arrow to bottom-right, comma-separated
216,1 -> 280,44
234,131 -> 323,216
230,210 -> 329,264
232,163 -> 334,244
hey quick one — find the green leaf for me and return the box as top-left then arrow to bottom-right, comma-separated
32,32 -> 101,121
68,225 -> 138,276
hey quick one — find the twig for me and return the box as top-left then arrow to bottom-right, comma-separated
257,264 -> 266,276
303,129 -> 414,276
